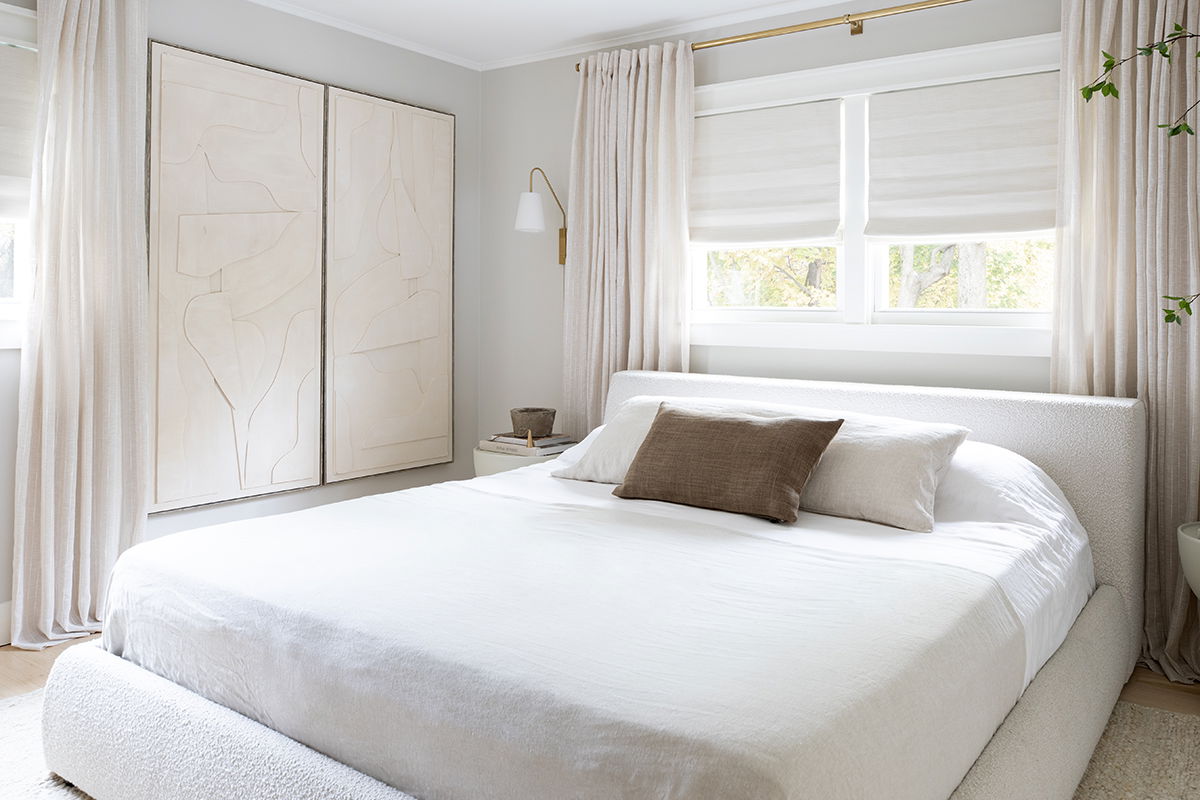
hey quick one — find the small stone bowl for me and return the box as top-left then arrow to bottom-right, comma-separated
511,407 -> 556,438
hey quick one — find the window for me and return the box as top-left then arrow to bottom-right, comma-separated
0,219 -> 29,309
703,244 -> 839,309
880,237 -> 1054,311
0,28 -> 38,323
689,34 -> 1060,353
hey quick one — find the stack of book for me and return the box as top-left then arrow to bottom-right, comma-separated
478,432 -> 576,457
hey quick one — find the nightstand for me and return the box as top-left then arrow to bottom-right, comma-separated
473,447 -> 565,477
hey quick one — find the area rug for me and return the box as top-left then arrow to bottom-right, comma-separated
1073,701 -> 1200,799
0,690 -> 89,798
1,689 -> 1197,799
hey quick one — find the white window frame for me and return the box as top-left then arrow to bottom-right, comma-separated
0,0 -> 37,349
691,33 -> 1060,357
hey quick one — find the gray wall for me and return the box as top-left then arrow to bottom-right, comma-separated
477,0 -> 1063,436
0,0 -> 484,636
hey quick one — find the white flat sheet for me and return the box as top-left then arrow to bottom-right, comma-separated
103,445 -> 1093,800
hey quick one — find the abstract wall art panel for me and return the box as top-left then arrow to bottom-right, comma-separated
325,89 -> 454,481
149,44 -> 324,511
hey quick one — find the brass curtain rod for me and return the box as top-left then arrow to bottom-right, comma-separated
574,0 -> 972,71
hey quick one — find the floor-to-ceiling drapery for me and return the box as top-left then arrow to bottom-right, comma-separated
561,42 -> 693,438
1056,0 -> 1200,680
11,0 -> 149,649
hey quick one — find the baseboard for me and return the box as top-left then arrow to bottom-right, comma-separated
0,600 -> 11,646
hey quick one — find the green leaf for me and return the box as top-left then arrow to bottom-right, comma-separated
1175,22 -> 1187,32
1159,42 -> 1172,59
1082,85 -> 1095,101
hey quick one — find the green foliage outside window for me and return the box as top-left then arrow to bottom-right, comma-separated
702,239 -> 1053,311
886,239 -> 1054,310
705,246 -> 837,308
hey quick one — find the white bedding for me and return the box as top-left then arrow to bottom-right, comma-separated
103,441 -> 1093,800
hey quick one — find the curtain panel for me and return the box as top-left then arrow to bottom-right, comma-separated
1056,0 -> 1200,680
562,42 -> 694,438
11,0 -> 150,649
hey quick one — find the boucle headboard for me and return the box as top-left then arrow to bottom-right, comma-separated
604,370 -> 1147,664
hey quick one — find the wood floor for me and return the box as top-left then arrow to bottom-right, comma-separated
1119,665 -> 1200,716
2,639 -> 1200,716
0,635 -> 99,701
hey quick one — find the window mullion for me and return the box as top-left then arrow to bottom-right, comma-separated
841,95 -> 870,325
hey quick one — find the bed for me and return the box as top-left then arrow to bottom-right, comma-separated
41,370 -> 1146,800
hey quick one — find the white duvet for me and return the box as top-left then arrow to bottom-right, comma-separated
103,441 -> 1093,800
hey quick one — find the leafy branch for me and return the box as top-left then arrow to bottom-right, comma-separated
1083,23 -> 1200,324
1164,294 -> 1200,325
1082,24 -> 1200,137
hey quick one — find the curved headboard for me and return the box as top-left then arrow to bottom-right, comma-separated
605,371 -> 1146,664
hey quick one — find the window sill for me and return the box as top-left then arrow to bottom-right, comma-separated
690,321 -> 1050,358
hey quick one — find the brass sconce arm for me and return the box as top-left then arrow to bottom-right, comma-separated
530,167 -> 567,265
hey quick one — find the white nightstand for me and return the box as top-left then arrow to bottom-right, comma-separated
473,447 -> 565,477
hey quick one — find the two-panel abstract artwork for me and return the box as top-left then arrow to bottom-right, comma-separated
149,44 -> 454,511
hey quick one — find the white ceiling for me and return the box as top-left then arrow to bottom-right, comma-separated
244,0 -> 845,71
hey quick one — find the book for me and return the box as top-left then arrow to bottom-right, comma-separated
477,439 -> 575,457
488,432 -> 575,447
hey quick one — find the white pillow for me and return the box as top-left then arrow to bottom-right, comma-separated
549,425 -> 604,470
553,395 -> 968,532
551,400 -> 662,483
934,440 -> 1085,530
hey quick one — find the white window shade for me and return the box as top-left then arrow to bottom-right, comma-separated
0,44 -> 37,219
691,99 -> 841,243
867,71 -> 1059,237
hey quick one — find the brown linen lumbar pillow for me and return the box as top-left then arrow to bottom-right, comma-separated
612,403 -> 843,523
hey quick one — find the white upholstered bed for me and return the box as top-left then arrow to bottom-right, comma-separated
41,371 -> 1146,800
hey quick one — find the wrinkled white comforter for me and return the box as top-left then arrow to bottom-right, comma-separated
104,443 -> 1093,800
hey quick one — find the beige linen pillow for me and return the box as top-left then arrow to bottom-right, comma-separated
612,404 -> 843,523
795,413 -> 967,532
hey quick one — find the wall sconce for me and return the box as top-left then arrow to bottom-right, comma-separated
514,166 -> 566,265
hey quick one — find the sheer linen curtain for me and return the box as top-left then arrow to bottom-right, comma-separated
562,42 -> 694,438
1056,0 -> 1200,681
11,0 -> 150,649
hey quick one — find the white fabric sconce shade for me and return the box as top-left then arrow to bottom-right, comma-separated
516,167 -> 567,265
514,191 -> 546,233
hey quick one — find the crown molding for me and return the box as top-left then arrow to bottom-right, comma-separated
244,0 -> 857,72
243,0 -> 484,70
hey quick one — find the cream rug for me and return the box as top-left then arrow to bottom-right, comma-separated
0,691 -> 88,798
1073,701 -> 1200,799
1,690 -> 1196,799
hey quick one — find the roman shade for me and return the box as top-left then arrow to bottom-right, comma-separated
0,44 -> 36,219
690,99 -> 841,243
867,71 -> 1059,237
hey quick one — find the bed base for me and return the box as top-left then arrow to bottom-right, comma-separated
42,585 -> 1132,800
